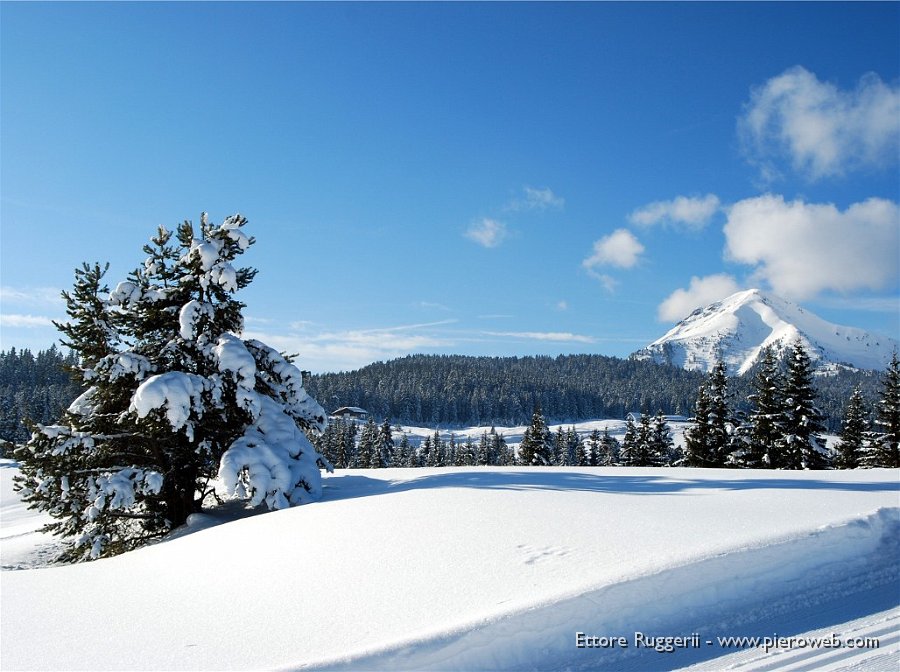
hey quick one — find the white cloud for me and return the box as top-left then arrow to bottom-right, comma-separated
0,286 -> 64,307
594,274 -> 618,294
464,218 -> 508,248
0,313 -> 57,328
485,331 -> 596,344
724,194 -> 900,300
583,229 -> 645,273
657,274 -> 742,322
814,296 -> 900,313
415,301 -> 452,312
555,300 -> 568,311
629,194 -> 721,230
243,320 -> 458,373
740,66 -> 900,180
506,186 -> 565,212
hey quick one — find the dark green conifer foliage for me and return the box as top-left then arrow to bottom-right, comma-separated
743,348 -> 786,468
865,352 -> 900,467
684,385 -> 715,467
684,360 -> 731,467
598,428 -> 620,466
834,386 -> 869,469
357,418 -> 379,468
519,405 -> 553,466
652,411 -> 675,465
780,341 -> 829,469
379,419 -> 395,468
619,416 -> 639,465
573,429 -> 589,466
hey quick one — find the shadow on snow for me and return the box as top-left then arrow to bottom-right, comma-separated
321,469 -> 900,503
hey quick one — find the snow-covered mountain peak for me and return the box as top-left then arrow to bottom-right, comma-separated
632,289 -> 897,375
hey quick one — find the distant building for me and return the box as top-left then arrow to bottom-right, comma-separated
330,406 -> 370,422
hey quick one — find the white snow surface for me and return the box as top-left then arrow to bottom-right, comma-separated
2,453 -> 898,671
632,288 -> 898,375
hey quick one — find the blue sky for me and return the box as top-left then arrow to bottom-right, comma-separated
2,2 -> 898,373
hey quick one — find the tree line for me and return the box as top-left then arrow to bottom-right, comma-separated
683,343 -> 899,469
0,346 -> 83,448
1,345 -> 882,450
315,409 -> 677,469
304,353 -> 880,431
314,342 -> 899,471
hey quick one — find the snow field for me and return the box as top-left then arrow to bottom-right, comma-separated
2,464 -> 898,671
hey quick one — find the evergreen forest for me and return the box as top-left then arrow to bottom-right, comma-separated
1,348 -> 885,449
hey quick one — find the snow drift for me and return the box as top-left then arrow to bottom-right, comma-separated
2,463 -> 898,671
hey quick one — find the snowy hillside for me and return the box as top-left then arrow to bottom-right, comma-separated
632,289 -> 898,375
2,457 -> 898,671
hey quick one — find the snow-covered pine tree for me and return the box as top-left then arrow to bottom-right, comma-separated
864,352 -> 900,468
553,427 -> 568,466
476,431 -> 490,466
518,405 -> 553,466
14,214 -> 328,560
834,386 -> 869,469
573,429 -> 589,466
391,430 -> 409,467
378,419 -> 395,468
684,360 -> 731,467
585,429 -> 601,466
422,435 -> 436,467
683,385 -> 715,467
460,437 -> 476,466
403,434 -> 420,468
598,428 -> 620,466
737,347 -> 785,468
342,420 -> 358,468
706,360 -> 732,465
652,410 -> 675,465
491,429 -> 511,466
621,413 -> 663,466
619,416 -> 639,466
780,340 -> 829,469
357,418 -> 379,468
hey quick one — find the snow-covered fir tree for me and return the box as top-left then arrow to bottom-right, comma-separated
684,360 -> 731,467
397,433 -> 418,467
620,413 -> 666,467
476,431 -> 491,466
460,437 -> 476,466
14,215 -> 328,560
864,352 -> 900,468
585,429 -> 602,466
356,418 -> 380,469
619,416 -> 639,465
779,341 -> 829,469
683,386 -> 714,467
573,429 -> 589,466
834,386 -> 869,469
490,428 -> 511,466
553,427 -> 569,466
378,419 -> 395,468
597,428 -> 621,466
518,405 -> 553,466
392,430 -> 409,466
421,435 -> 435,467
652,410 -> 676,465
736,347 -> 785,468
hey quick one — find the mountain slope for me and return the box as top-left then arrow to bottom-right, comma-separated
632,289 -> 897,375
